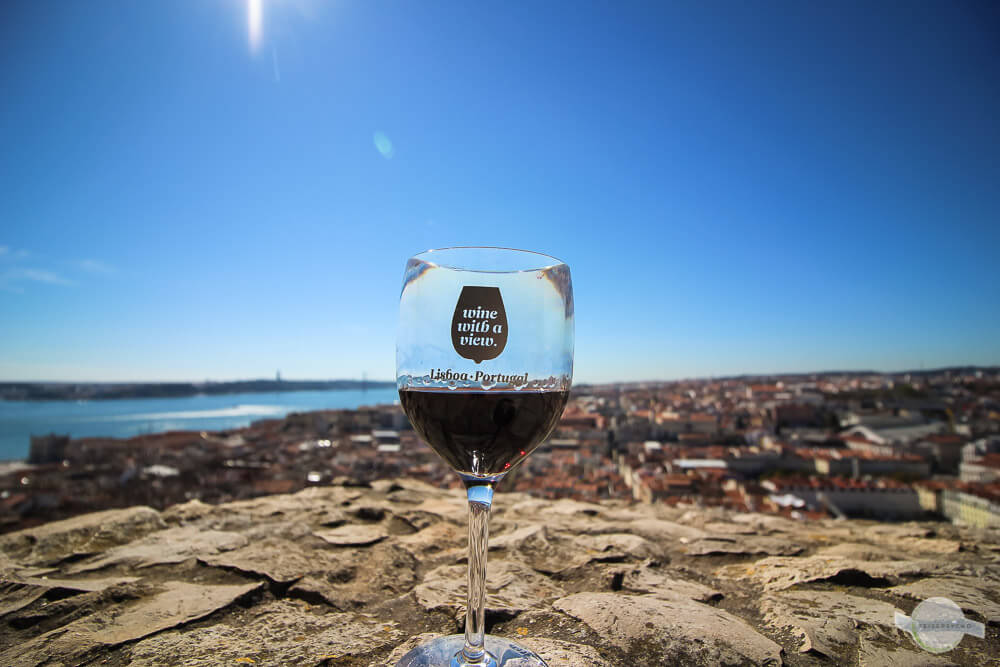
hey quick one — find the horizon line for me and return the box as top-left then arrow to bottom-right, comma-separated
2,363 -> 997,386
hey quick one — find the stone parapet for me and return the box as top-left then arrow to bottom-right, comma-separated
1,479 -> 998,665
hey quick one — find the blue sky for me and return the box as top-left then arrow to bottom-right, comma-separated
1,1 -> 998,383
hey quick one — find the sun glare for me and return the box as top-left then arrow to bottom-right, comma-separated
248,0 -> 263,52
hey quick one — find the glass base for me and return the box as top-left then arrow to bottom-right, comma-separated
395,634 -> 549,667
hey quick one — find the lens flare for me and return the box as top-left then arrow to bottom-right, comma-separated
248,0 -> 263,52
374,131 -> 394,159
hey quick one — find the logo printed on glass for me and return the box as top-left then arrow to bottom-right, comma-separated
451,286 -> 508,363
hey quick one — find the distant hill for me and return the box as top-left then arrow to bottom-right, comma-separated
0,379 -> 395,401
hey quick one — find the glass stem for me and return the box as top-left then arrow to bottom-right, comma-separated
462,485 -> 494,664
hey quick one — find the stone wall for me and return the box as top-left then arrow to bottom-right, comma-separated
1,478 -> 999,665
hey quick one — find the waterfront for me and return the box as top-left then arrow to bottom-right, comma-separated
0,387 -> 399,461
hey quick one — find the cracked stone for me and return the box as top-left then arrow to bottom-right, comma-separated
4,481 -> 1000,667
815,543 -> 903,561
684,536 -> 804,557
507,498 -> 604,519
201,538 -> 351,583
716,556 -> 950,592
65,526 -> 247,573
555,592 -> 783,665
729,513 -> 806,534
289,543 -> 418,609
3,580 -> 146,631
625,518 -> 708,543
890,576 -> 1000,625
761,590 -> 900,658
573,533 -> 661,562
616,562 -> 722,602
314,524 -> 389,547
704,521 -> 760,535
161,498 -> 215,524
489,524 -> 548,552
396,522 -> 465,558
0,583 -> 50,619
0,580 -> 261,666
0,507 -> 165,565
865,524 -> 934,541
128,599 -> 403,666
415,560 -> 563,618
519,637 -> 614,666
409,497 -> 468,524
857,631 -> 958,666
5,574 -> 140,593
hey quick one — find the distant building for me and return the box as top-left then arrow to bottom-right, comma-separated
914,482 -> 946,514
657,413 -> 718,437
959,454 -> 1000,483
549,438 -> 581,449
963,436 -> 1000,462
840,418 -> 947,448
28,434 -> 70,464
914,434 -> 967,474
373,429 -> 401,453
634,471 -> 694,503
813,452 -> 930,479
773,403 -> 822,428
940,488 -> 1000,529
560,410 -> 607,431
761,477 -> 923,520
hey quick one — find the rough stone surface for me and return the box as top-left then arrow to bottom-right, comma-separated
857,633 -> 959,666
200,537 -> 350,583
129,600 -> 404,666
5,574 -> 140,592
287,542 -> 418,610
520,637 -> 615,666
684,536 -> 804,557
626,517 -> 707,542
0,480 -> 998,665
616,561 -> 722,602
761,590 -> 900,658
0,506 -> 165,565
555,592 -> 783,665
314,524 -> 389,547
0,580 -> 261,666
814,542 -> 902,561
890,576 -> 1000,625
716,555 -> 954,592
572,532 -> 662,563
65,526 -> 248,573
397,521 -> 464,558
0,582 -> 49,618
415,560 -> 564,618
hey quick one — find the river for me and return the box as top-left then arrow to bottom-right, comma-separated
0,387 -> 400,461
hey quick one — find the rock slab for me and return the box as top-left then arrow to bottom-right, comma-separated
555,592 -> 783,665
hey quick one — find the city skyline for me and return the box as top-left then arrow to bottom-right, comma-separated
2,1 -> 998,384
3,364 -> 998,388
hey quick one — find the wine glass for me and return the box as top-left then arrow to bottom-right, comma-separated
395,247 -> 574,667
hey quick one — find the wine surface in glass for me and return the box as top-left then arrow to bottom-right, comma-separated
399,388 -> 569,478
